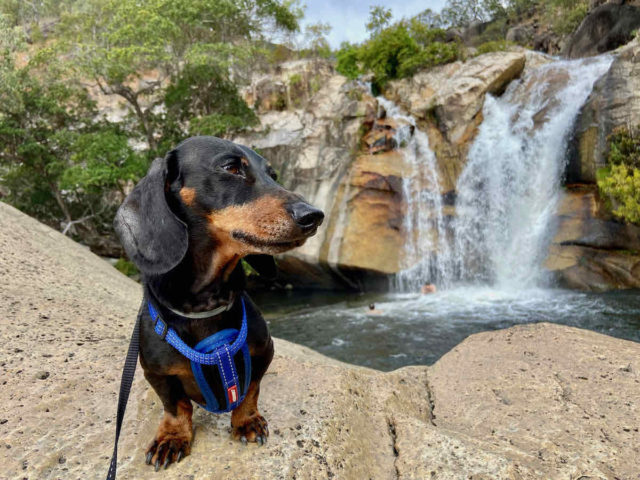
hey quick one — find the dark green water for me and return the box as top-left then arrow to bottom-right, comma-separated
252,287 -> 640,371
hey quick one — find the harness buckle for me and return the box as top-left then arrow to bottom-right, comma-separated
155,318 -> 169,340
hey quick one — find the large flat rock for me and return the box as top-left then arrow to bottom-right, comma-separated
1,201 -> 639,479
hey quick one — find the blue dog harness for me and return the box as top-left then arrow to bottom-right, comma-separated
147,296 -> 251,413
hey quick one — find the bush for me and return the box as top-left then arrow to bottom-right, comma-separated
335,20 -> 460,89
336,43 -> 361,80
114,257 -> 139,277
475,40 -> 515,55
607,127 -> 640,169
597,126 -> 640,224
550,1 -> 588,35
598,164 -> 640,224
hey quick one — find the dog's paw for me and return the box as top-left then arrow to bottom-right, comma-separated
145,434 -> 191,471
145,413 -> 193,471
232,414 -> 269,446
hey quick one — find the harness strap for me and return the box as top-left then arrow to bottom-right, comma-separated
105,312 -> 141,480
106,295 -> 249,478
147,297 -> 248,364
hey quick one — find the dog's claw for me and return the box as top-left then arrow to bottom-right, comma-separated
154,458 -> 161,472
241,436 -> 248,446
163,454 -> 171,470
145,451 -> 153,465
177,450 -> 184,463
257,436 -> 263,446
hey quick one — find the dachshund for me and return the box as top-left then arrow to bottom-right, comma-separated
113,136 -> 324,470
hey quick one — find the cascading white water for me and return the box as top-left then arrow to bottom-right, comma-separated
376,97 -> 453,292
453,55 -> 613,289
384,55 -> 613,293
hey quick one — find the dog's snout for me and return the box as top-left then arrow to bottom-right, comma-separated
287,202 -> 324,231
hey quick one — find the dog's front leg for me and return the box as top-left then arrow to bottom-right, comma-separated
231,337 -> 274,445
144,372 -> 193,470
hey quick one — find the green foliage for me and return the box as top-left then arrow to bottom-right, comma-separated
336,42 -> 361,80
161,63 -> 257,149
598,164 -> 640,224
241,259 -> 260,277
475,39 -> 515,55
597,127 -> 640,224
114,257 -> 139,277
438,0 -> 588,42
548,1 -> 588,35
289,73 -> 302,86
366,5 -> 393,36
0,13 -> 145,238
440,0 -> 494,27
301,21 -> 332,59
56,0 -> 298,154
60,127 -> 148,194
335,17 -> 460,88
608,127 -> 640,169
0,1 -> 299,243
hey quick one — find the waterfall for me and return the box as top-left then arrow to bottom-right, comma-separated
376,97 -> 453,292
384,55 -> 612,292
453,55 -> 613,289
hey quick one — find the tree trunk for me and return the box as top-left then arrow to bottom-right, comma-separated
50,182 -> 74,233
128,97 -> 157,152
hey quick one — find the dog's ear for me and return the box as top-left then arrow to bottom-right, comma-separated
244,255 -> 277,280
114,152 -> 188,275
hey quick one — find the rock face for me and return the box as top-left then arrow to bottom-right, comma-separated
233,50 -> 640,291
2,201 -> 640,479
240,59 -> 335,113
570,37 -> 640,184
385,51 -> 527,192
234,65 -> 388,287
556,39 -> 640,291
234,52 -> 530,286
545,185 -> 640,290
563,3 -> 640,59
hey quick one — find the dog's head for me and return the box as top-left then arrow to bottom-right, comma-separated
114,136 -> 323,282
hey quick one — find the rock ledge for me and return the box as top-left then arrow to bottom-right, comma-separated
1,201 -> 638,479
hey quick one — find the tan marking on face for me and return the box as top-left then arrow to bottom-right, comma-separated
207,196 -> 293,240
241,157 -> 249,167
179,187 -> 196,206
192,196 -> 303,292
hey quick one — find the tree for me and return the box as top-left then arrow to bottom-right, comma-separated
366,5 -> 392,36
0,14 -> 145,236
440,0 -> 493,27
303,21 -> 331,58
336,10 -> 460,89
58,0 -> 300,154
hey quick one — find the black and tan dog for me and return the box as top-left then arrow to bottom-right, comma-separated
114,136 -> 323,470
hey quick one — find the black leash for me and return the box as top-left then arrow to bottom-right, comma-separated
106,313 -> 141,480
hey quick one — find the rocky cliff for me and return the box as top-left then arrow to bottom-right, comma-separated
550,38 -> 640,291
2,201 -> 639,479
235,52 -> 531,289
236,42 -> 640,292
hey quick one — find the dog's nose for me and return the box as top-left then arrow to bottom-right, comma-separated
287,202 -> 324,231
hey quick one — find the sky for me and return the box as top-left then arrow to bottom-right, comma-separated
300,0 -> 449,48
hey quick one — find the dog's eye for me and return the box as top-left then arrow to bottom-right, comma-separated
222,163 -> 242,176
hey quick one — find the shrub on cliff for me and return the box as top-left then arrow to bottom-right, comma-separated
336,7 -> 460,90
598,127 -> 640,225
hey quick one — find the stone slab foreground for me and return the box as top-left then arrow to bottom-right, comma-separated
1,201 -> 638,479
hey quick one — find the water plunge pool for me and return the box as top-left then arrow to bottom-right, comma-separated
254,287 -> 640,371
